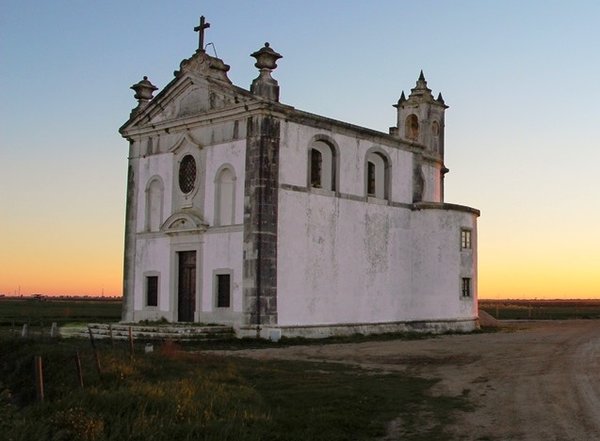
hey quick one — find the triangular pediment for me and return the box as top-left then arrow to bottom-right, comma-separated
121,51 -> 257,133
152,80 -> 234,124
135,77 -> 254,129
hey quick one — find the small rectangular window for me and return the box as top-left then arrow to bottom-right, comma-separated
216,274 -> 231,308
461,229 -> 472,249
461,278 -> 471,298
146,276 -> 158,307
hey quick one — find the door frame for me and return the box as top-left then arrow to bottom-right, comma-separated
177,250 -> 196,322
170,241 -> 202,323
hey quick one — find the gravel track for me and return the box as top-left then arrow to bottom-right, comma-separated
222,320 -> 600,440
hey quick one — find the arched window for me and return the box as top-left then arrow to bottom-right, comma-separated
405,114 -> 419,141
145,177 -> 164,232
308,140 -> 336,191
215,166 -> 236,226
366,151 -> 389,200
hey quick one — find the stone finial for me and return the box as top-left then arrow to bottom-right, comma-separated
436,92 -> 446,105
408,70 -> 433,101
251,42 -> 282,70
414,70 -> 430,91
130,76 -> 158,115
131,76 -> 158,101
250,42 -> 282,101
393,91 -> 406,108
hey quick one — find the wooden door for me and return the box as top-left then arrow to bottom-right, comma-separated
177,251 -> 196,322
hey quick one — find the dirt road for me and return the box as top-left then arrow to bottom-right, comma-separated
227,321 -> 600,440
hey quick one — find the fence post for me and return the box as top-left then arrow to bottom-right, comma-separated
21,324 -> 29,338
34,355 -> 44,401
50,322 -> 59,338
75,351 -> 84,389
128,326 -> 134,361
87,327 -> 102,377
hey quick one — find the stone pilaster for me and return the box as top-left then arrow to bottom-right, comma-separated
121,145 -> 138,322
243,115 -> 280,326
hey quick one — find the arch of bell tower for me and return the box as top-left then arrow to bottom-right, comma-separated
392,71 -> 448,158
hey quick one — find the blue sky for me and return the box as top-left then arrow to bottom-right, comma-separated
1,1 -> 599,297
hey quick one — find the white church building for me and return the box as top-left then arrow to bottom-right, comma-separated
119,18 -> 480,337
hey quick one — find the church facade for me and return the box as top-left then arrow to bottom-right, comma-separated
119,20 -> 480,338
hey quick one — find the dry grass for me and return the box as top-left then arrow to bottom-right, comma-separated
0,337 -> 471,441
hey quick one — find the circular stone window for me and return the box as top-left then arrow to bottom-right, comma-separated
178,155 -> 197,194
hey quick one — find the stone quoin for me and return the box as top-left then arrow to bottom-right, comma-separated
119,17 -> 480,338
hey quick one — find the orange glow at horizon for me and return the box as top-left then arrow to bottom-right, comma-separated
3,242 -> 599,299
1,225 -> 123,297
477,230 -> 600,300
2,183 -> 599,301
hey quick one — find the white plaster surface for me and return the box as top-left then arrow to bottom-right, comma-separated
279,122 -> 414,204
131,132 -> 245,323
277,189 -> 477,326
133,236 -> 171,320
125,78 -> 476,333
136,153 -> 173,233
201,231 -> 244,315
422,162 -> 443,202
203,139 -> 246,226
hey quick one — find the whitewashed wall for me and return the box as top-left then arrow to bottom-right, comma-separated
276,121 -> 477,327
199,138 -> 245,324
421,162 -> 443,203
131,133 -> 246,324
136,153 -> 173,233
408,208 -> 477,320
203,139 -> 246,226
133,236 -> 172,321
279,122 -> 414,204
200,231 -> 243,322
277,191 -> 477,326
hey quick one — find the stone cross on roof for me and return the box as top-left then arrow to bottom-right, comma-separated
194,16 -> 210,52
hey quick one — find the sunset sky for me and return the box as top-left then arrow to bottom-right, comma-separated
1,1 -> 599,299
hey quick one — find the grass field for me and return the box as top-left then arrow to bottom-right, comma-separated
479,299 -> 600,320
0,297 -> 476,440
0,337 -> 469,440
4,297 -> 600,439
0,298 -> 122,328
4,297 -> 599,329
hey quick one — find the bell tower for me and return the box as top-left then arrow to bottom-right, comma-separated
393,71 -> 448,158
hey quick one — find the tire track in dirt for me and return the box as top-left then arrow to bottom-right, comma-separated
217,321 -> 600,440
443,321 -> 600,440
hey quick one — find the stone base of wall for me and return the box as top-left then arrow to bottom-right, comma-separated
237,318 -> 479,340
131,309 -> 172,323
60,323 -> 235,341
